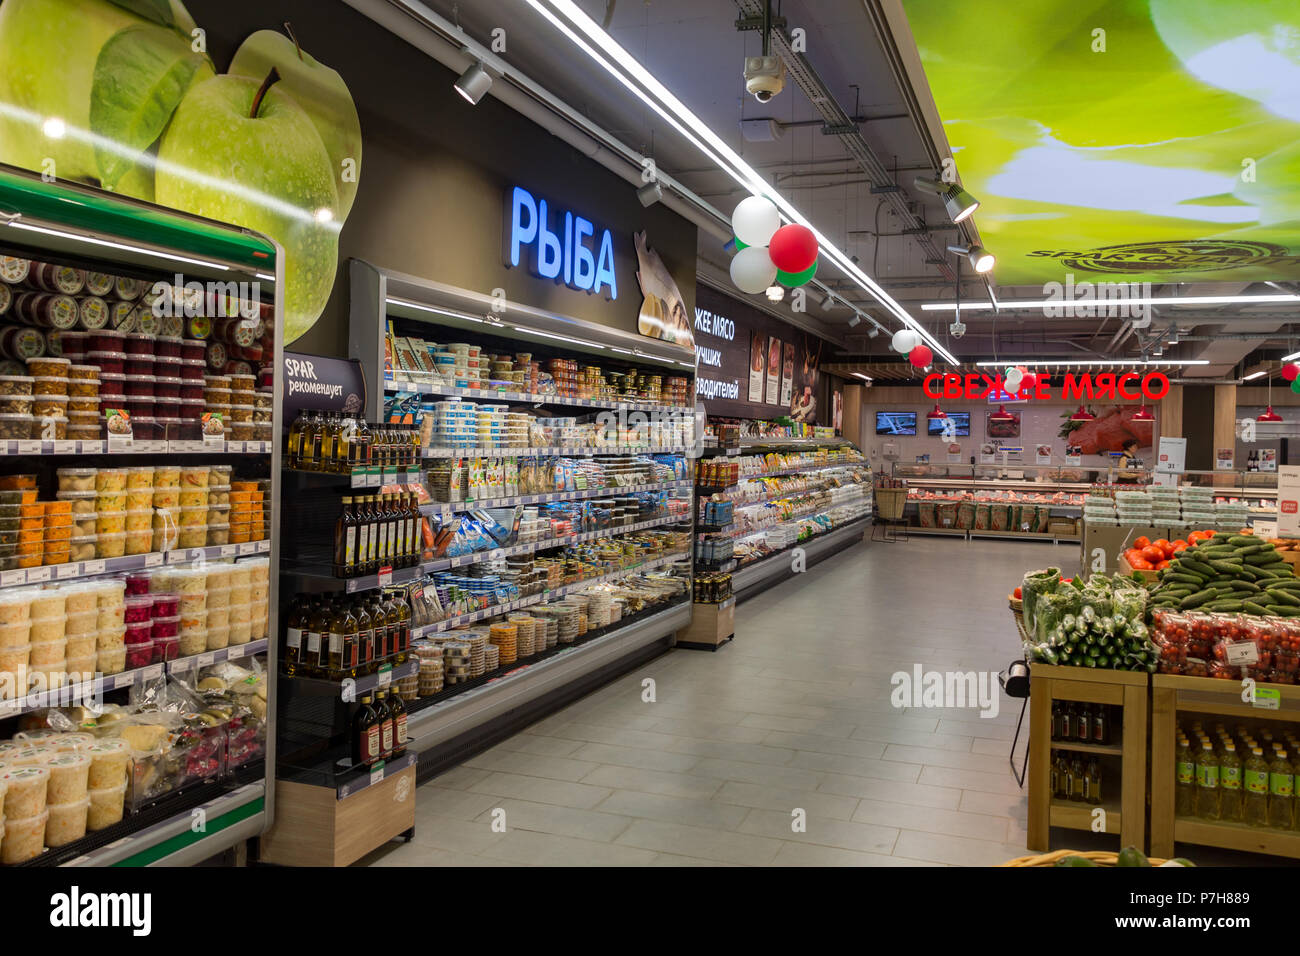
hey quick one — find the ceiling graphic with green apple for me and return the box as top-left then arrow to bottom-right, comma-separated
902,0 -> 1300,286
0,0 -> 362,343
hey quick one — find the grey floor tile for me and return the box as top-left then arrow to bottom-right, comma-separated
850,797 -> 1012,842
615,818 -> 783,865
710,779 -> 861,821
689,756 -> 824,790
738,807 -> 898,854
596,788 -> 751,829
478,828 -> 660,866
467,770 -> 614,809
892,828 -> 1033,867
414,785 -> 505,821
788,749 -> 922,782
471,798 -> 634,843
570,741 -> 702,773
463,749 -> 602,782
818,773 -> 962,809
580,763 -> 723,800
493,733 -> 588,757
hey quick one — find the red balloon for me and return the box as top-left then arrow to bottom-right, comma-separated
768,224 -> 819,274
909,345 -> 933,368
1021,372 -> 1036,388
1284,364 -> 1300,382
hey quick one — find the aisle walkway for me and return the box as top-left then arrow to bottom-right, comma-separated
369,537 -> 1075,866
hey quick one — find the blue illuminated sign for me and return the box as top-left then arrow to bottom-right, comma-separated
506,186 -> 618,299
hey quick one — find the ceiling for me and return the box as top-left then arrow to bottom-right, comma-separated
369,0 -> 1300,379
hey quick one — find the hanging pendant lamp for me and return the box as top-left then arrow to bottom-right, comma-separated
1070,405 -> 1095,422
1258,371 -> 1284,422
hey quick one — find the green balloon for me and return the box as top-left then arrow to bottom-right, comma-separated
777,260 -> 817,287
733,237 -> 749,250
1291,378 -> 1300,394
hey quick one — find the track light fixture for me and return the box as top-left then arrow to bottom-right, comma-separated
867,325 -> 879,338
765,285 -> 784,302
848,314 -> 860,327
635,180 -> 662,207
821,294 -> 836,312
914,176 -> 980,224
946,244 -> 995,274
454,61 -> 493,105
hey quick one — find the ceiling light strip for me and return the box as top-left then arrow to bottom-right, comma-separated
921,293 -> 1300,312
527,0 -> 956,365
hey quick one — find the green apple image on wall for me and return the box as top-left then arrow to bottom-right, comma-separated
156,70 -> 341,342
0,0 -> 364,343
229,28 -> 362,219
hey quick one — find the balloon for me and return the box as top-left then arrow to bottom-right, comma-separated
1005,369 -> 1024,393
1021,371 -> 1036,389
1284,364 -> 1300,382
908,345 -> 933,368
731,196 -> 781,248
891,329 -> 919,354
768,224 -> 819,273
1291,378 -> 1300,395
776,260 -> 817,288
732,237 -> 749,251
729,244 -> 778,294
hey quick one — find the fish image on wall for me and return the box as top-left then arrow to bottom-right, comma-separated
634,230 -> 693,349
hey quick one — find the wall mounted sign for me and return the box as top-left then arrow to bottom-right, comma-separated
693,305 -> 739,401
505,185 -> 618,298
283,351 -> 366,423
634,231 -> 692,347
926,371 -> 1170,402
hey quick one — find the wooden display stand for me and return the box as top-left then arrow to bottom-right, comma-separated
1027,663 -> 1148,852
1150,674 -> 1300,860
258,764 -> 417,867
677,598 -> 735,650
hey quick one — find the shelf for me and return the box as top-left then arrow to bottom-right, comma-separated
1172,816 -> 1300,859
699,461 -> 868,490
702,437 -> 848,455
336,751 -> 418,799
1050,797 -> 1121,833
406,600 -> 692,755
1049,740 -> 1124,756
0,639 -> 270,719
287,512 -> 691,593
422,444 -> 691,458
731,516 -> 870,597
727,499 -> 870,540
724,480 -> 871,514
283,657 -> 420,697
410,550 -> 690,637
900,476 -> 1094,495
0,539 -> 270,591
0,439 -> 274,457
385,376 -> 692,416
286,466 -> 425,488
420,479 -> 692,518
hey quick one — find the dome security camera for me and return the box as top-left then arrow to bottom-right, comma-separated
744,56 -> 785,103
949,320 -> 967,339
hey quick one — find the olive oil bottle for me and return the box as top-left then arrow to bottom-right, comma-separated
283,595 -> 307,676
334,496 -> 358,578
351,695 -> 382,768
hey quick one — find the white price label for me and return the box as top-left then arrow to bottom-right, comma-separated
1,570 -> 26,588
52,441 -> 76,455
450,556 -> 463,567
27,566 -> 51,583
55,564 -> 80,579
377,566 -> 393,587
220,545 -> 236,557
144,553 -> 163,567
228,646 -> 245,660
1225,641 -> 1259,667
229,441 -> 247,452
369,766 -> 385,787
351,472 -> 365,489
377,668 -> 392,689
197,653 -> 215,668
16,440 -> 41,455
368,473 -> 382,487
238,543 -> 256,555
142,665 -> 163,681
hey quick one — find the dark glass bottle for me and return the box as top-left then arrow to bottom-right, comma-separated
388,690 -> 408,758
351,695 -> 382,768
283,595 -> 306,676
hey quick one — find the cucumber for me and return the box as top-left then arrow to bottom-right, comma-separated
1199,547 -> 1237,559
1266,589 -> 1300,607
1233,544 -> 1265,557
1266,579 -> 1300,592
1179,590 -> 1215,609
1243,601 -> 1271,616
1164,573 -> 1205,587
1209,559 -> 1245,574
1229,580 -> 1262,592
1239,566 -> 1262,581
1179,557 -> 1214,576
1266,606 -> 1300,617
1229,535 -> 1258,546
1206,600 -> 1244,612
1246,552 -> 1286,566
1254,566 -> 1287,579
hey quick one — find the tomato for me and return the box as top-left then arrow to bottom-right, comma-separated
1133,535 -> 1151,549
1156,560 -> 1172,570
1203,528 -> 1217,538
1141,545 -> 1166,563
1124,549 -> 1145,565
1013,587 -> 1022,599
1129,558 -> 1155,570
1152,539 -> 1172,557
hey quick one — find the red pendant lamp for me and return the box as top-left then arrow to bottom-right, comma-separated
1131,405 -> 1155,422
927,403 -> 947,420
989,404 -> 1015,422
1070,405 -> 1095,422
1258,369 -> 1284,422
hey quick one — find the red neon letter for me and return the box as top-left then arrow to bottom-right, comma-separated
922,374 -> 942,398
1142,372 -> 1170,401
1063,373 -> 1089,401
943,374 -> 963,399
1118,372 -> 1140,400
1095,373 -> 1116,398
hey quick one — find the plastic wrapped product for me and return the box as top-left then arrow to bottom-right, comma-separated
85,739 -> 130,789
2,764 -> 50,817
44,752 -> 90,803
1020,567 -> 1062,637
46,798 -> 89,846
1,811 -> 47,863
86,782 -> 126,831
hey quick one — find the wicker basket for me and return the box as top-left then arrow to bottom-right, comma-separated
1001,849 -> 1170,867
1010,597 -> 1031,644
875,487 -> 907,521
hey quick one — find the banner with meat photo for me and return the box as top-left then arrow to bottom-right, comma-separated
1059,406 -> 1155,459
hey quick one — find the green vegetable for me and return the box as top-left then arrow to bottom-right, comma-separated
1055,856 -> 1098,867
1228,580 -> 1261,592
1243,601 -> 1271,616
1209,559 -> 1245,574
1205,600 -> 1244,612
1266,589 -> 1300,607
1117,846 -> 1151,867
1179,557 -> 1215,577
1165,573 -> 1204,587
1179,590 -> 1215,609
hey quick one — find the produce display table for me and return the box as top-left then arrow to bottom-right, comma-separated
1150,674 -> 1300,860
1027,663 -> 1149,852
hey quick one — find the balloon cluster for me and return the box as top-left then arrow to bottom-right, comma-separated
1003,366 -> 1035,394
729,196 -> 819,294
1284,363 -> 1300,394
886,328 -> 933,368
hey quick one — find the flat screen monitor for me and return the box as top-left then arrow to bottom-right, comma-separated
928,412 -> 970,436
876,411 -> 917,436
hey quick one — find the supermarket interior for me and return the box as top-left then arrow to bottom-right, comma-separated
0,0 -> 1298,892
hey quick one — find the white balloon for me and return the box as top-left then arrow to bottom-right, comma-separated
732,196 -> 781,248
891,329 -> 919,354
730,245 -> 778,294
1005,369 -> 1024,393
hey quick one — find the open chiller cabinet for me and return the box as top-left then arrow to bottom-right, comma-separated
0,163 -> 283,866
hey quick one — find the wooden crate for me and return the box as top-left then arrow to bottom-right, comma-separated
1027,663 -> 1149,853
258,765 -> 416,867
1150,674 -> 1300,860
677,598 -> 735,649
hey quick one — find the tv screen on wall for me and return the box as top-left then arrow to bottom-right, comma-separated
928,412 -> 970,436
876,411 -> 917,435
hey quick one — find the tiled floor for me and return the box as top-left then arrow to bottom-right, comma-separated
363,536 -> 1081,866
